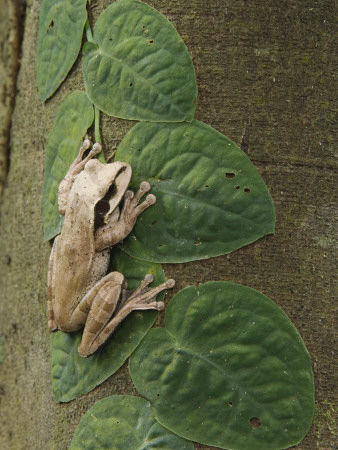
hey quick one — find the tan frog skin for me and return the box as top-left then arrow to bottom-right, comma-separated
47,140 -> 174,357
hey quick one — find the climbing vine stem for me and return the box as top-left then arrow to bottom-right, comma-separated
94,106 -> 101,144
85,18 -> 94,43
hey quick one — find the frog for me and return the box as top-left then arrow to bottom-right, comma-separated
47,139 -> 174,357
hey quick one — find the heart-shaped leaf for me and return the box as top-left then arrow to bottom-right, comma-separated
129,282 -> 315,450
42,91 -> 94,241
70,395 -> 194,449
82,0 -> 197,121
51,249 -> 166,402
37,0 -> 88,101
116,120 -> 275,263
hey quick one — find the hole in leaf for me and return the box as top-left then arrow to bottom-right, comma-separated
129,82 -> 133,87
225,172 -> 236,179
142,25 -> 146,29
205,185 -> 209,188
244,188 -> 251,194
48,20 -> 54,30
149,40 -> 154,44
250,418 -> 261,429
109,38 -> 112,41
235,185 -> 241,190
228,402 -> 233,407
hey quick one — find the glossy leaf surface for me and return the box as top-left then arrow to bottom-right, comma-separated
37,0 -> 88,101
130,282 -> 315,450
42,91 -> 94,241
70,395 -> 194,449
51,249 -> 166,402
116,120 -> 275,263
83,0 -> 197,121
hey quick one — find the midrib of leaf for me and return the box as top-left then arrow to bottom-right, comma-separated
92,47 -> 190,118
152,186 -> 271,230
171,345 -> 280,410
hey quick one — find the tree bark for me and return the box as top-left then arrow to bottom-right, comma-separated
0,0 -> 336,449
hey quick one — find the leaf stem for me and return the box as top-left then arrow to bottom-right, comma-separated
94,106 -> 106,162
85,18 -> 94,43
94,106 -> 101,144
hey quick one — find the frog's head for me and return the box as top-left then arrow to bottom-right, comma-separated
84,158 -> 132,224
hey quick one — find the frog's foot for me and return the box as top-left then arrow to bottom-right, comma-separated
121,274 -> 175,311
71,140 -> 102,172
121,181 -> 156,223
79,275 -> 175,357
94,181 -> 156,251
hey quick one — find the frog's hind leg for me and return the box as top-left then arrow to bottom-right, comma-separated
81,275 -> 175,357
75,272 -> 126,357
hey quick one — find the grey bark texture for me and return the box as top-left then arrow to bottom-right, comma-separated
0,0 -> 336,449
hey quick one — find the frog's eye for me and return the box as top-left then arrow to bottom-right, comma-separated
108,183 -> 115,192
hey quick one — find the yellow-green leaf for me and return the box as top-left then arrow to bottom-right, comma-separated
37,0 -> 88,101
83,0 -> 197,121
130,282 -> 315,449
70,396 -> 194,449
42,91 -> 94,241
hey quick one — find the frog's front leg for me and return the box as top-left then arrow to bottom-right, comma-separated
94,181 -> 156,251
58,140 -> 102,215
78,273 -> 174,357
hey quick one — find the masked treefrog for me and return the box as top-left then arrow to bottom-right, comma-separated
48,140 -> 174,357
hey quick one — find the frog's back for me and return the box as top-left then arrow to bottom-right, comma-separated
52,195 -> 108,323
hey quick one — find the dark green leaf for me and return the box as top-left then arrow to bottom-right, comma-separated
70,395 -> 194,449
51,249 -> 166,402
42,91 -> 94,241
37,0 -> 88,101
83,0 -> 197,121
116,120 -> 275,263
130,282 -> 315,450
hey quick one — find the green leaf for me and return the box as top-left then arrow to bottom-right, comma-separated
51,249 -> 166,402
37,0 -> 88,101
116,120 -> 275,263
129,282 -> 315,450
70,395 -> 194,449
82,0 -> 197,122
42,91 -> 94,241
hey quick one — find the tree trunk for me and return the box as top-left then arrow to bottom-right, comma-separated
0,0 -> 335,448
